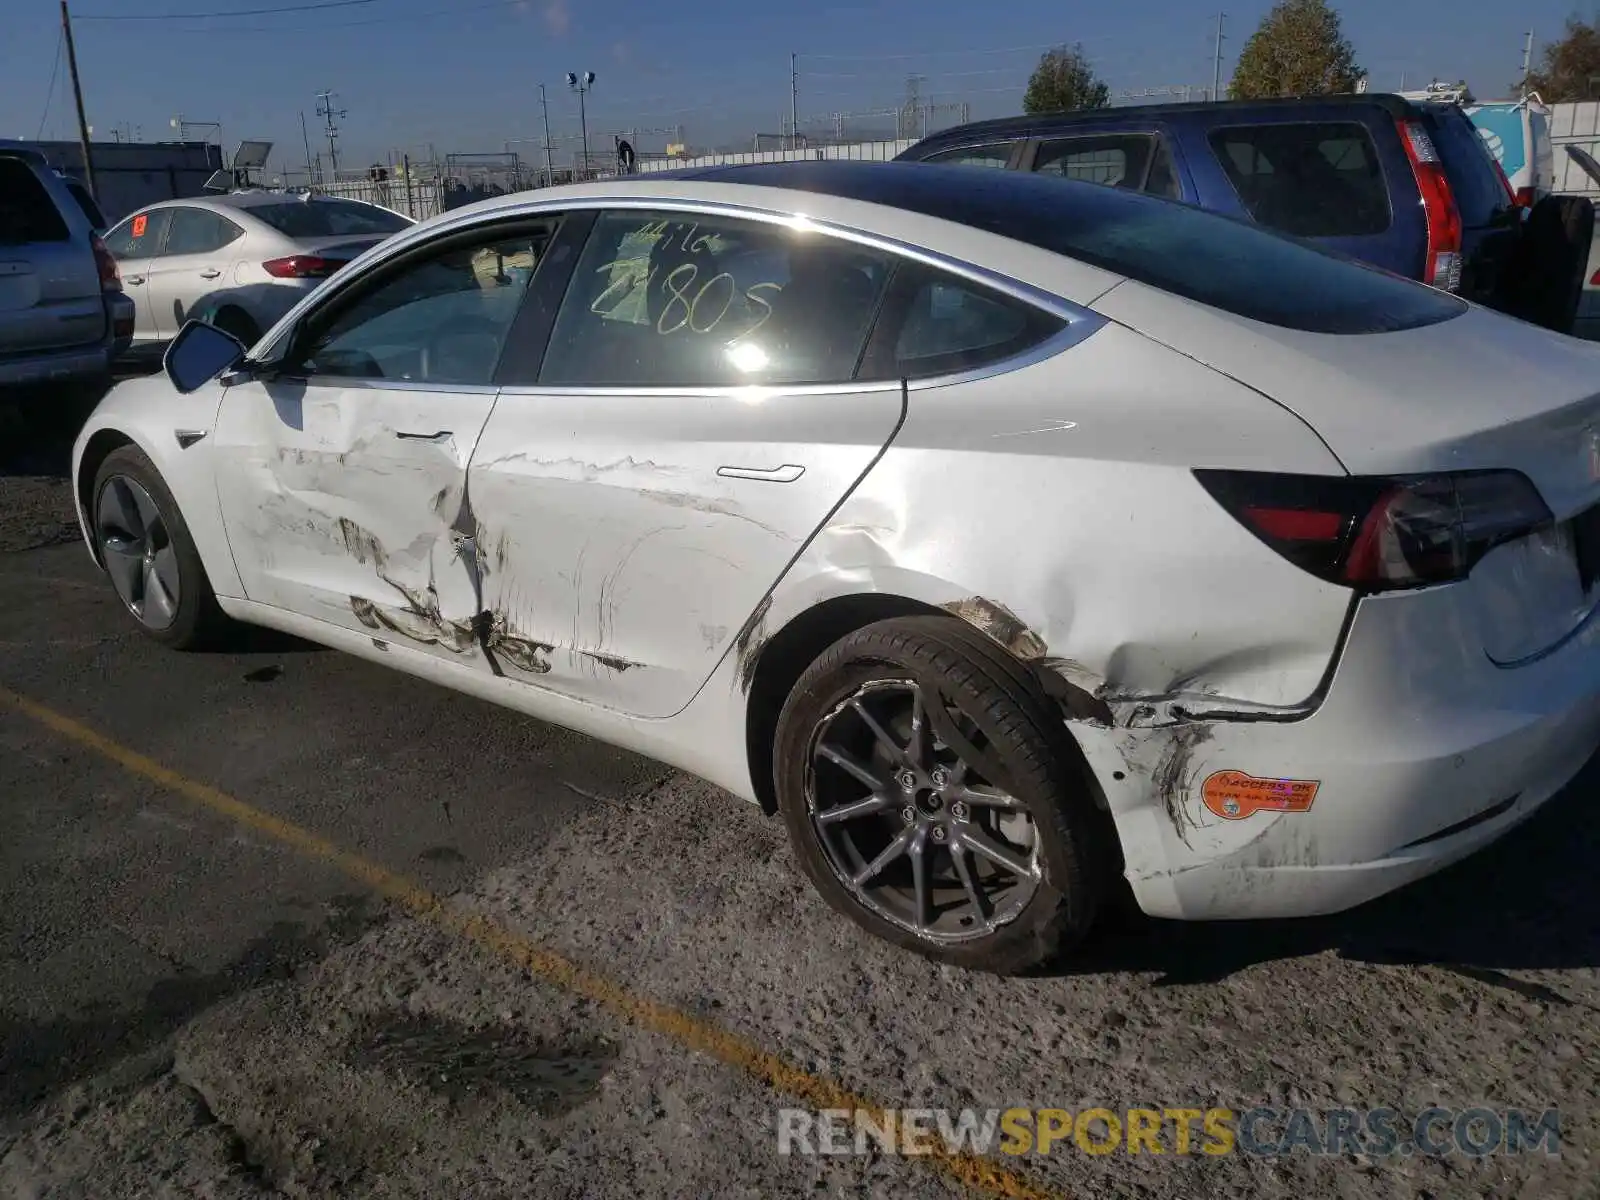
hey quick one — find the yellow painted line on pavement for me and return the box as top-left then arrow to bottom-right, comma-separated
0,684 -> 1065,1200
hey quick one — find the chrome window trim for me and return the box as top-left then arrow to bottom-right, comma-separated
258,192 -> 1110,393
290,377 -> 501,396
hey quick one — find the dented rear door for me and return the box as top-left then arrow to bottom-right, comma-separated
211,219 -> 558,666
464,206 -> 907,718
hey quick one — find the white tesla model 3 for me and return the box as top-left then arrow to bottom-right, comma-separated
70,162 -> 1600,972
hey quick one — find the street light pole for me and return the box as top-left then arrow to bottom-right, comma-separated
566,71 -> 595,178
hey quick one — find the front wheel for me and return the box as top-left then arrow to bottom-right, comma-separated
91,445 -> 228,648
774,616 -> 1111,973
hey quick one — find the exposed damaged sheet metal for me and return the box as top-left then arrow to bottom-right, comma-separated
464,378 -> 908,718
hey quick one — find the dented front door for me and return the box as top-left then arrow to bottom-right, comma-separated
212,377 -> 499,661
210,219 -> 554,663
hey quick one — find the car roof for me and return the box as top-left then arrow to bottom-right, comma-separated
0,144 -> 50,167
902,92 -> 1425,150
134,191 -> 388,213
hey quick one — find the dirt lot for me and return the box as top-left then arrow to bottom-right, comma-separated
1,385 -> 1597,1199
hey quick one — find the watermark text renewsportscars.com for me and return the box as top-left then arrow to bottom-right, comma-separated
776,1106 -> 1562,1158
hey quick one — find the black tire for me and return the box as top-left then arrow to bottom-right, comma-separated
208,307 -> 260,348
1501,195 -> 1595,334
773,615 -> 1112,974
91,445 -> 229,649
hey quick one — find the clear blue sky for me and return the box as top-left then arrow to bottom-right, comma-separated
3,0 -> 1595,175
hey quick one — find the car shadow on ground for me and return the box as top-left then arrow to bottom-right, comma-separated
1068,753 -> 1600,996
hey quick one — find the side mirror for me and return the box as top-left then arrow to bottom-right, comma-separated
163,319 -> 245,394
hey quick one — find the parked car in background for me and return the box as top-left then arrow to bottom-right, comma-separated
102,192 -> 414,350
897,93 -> 1596,335
1465,96 -> 1555,208
0,147 -> 131,395
71,162 -> 1600,972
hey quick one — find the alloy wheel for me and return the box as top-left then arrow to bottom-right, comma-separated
95,474 -> 182,631
805,677 -> 1041,943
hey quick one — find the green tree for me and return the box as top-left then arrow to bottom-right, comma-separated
1229,0 -> 1363,99
1524,19 -> 1600,101
1023,44 -> 1111,114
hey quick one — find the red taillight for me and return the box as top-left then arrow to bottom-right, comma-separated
261,255 -> 343,279
1240,507 -> 1346,542
91,234 -> 122,292
1513,185 -> 1536,209
1398,120 -> 1464,292
1196,469 -> 1552,592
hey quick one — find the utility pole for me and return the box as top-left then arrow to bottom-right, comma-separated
790,53 -> 799,150
59,1 -> 96,200
299,110 -> 316,187
539,84 -> 556,186
315,90 -> 345,181
1212,12 -> 1227,103
1521,29 -> 1536,93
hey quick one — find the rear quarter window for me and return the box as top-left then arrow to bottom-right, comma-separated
1208,122 -> 1391,238
0,158 -> 70,244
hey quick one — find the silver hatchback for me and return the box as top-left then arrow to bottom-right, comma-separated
102,192 -> 413,350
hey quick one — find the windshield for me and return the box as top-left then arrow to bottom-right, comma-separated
247,199 -> 412,239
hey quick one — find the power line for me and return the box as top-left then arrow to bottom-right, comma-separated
156,0 -> 523,33
36,26 -> 63,140
799,40 -> 1103,62
76,0 -> 374,19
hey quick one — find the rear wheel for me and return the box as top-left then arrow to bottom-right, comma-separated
91,445 -> 227,648
774,616 -> 1111,974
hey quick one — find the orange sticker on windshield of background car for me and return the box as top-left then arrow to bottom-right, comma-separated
131,214 -> 148,237
1201,770 -> 1320,820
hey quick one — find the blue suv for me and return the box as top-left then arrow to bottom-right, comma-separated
897,94 -> 1593,334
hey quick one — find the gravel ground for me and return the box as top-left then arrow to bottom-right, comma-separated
1,390 -> 1596,1199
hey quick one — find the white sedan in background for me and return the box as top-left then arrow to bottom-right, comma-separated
101,192 -> 413,350
71,162 -> 1600,973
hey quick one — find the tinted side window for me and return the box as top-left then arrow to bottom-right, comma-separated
921,143 -> 1014,169
64,180 -> 106,231
161,208 -> 243,255
541,210 -> 893,387
865,264 -> 1065,380
296,225 -> 553,386
1035,134 -> 1152,189
0,158 -> 69,244
1208,122 -> 1391,237
104,209 -> 171,260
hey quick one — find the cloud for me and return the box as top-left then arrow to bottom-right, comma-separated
543,0 -> 569,36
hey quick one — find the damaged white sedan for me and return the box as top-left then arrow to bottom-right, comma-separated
72,162 -> 1600,972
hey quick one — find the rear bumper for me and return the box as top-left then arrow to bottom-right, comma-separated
1088,584 -> 1600,920
0,339 -> 112,388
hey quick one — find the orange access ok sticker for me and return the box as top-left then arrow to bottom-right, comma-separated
1201,771 -> 1320,820
131,214 -> 148,238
